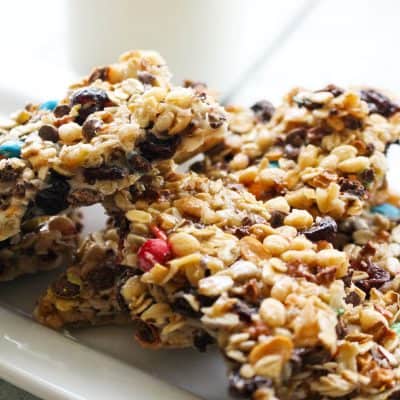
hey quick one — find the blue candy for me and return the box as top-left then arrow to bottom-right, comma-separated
269,161 -> 279,168
371,203 -> 400,219
0,141 -> 23,158
39,100 -> 58,111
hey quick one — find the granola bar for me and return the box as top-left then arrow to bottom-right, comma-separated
0,50 -> 227,241
201,86 -> 400,219
0,212 -> 81,281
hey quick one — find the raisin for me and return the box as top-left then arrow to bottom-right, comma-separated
68,188 -> 104,206
88,67 -> 110,83
183,80 -> 208,92
134,320 -> 159,344
307,126 -> 331,145
70,87 -> 113,124
193,330 -> 215,352
127,151 -> 151,173
171,296 -> 202,318
294,96 -> 324,110
269,210 -> 287,228
35,171 -> 70,214
303,217 -> 337,242
353,258 -> 390,293
38,125 -> 59,142
138,132 -> 181,161
82,119 -> 102,141
83,166 -> 127,184
53,104 -> 71,118
52,274 -> 80,299
233,301 -> 256,323
285,128 -> 307,147
343,115 -> 363,130
316,266 -> 337,285
360,168 -> 375,186
229,370 -> 271,398
389,390 -> 400,399
137,71 -> 156,85
0,165 -> 19,182
189,160 -> 206,173
197,294 -> 217,308
294,346 -> 332,366
209,112 -> 225,129
284,144 -> 300,160
339,177 -> 366,198
345,291 -> 361,306
360,89 -> 400,118
86,267 -> 117,291
116,267 -> 143,311
250,100 -> 275,122
317,84 -> 344,97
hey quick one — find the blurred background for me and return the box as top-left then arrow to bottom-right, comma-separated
1,1 -> 400,399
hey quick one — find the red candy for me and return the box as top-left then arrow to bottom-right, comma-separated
137,237 -> 171,272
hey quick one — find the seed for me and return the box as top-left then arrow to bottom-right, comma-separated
259,298 -> 286,327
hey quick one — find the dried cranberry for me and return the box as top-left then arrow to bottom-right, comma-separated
139,132 -> 181,161
127,151 -> 151,173
303,217 -> 337,242
83,166 -> 127,184
250,100 -> 275,122
137,238 -> 171,271
228,370 -> 271,398
360,89 -> 400,118
52,274 -> 80,298
82,119 -> 102,141
193,330 -> 215,352
38,125 -> 59,142
70,87 -> 113,124
35,171 -> 70,214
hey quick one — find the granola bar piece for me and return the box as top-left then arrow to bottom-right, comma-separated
0,50 -> 227,241
0,212 -> 81,281
202,86 -> 400,219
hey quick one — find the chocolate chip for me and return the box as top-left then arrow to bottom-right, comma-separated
86,267 -> 117,291
193,330 -> 215,352
228,370 -> 272,398
35,171 -> 70,214
70,87 -> 113,124
83,166 -> 127,184
82,119 -> 102,141
171,296 -> 202,318
53,104 -> 71,118
269,210 -> 286,228
317,84 -> 344,97
88,67 -> 110,83
68,188 -> 104,206
250,100 -> 275,122
360,89 -> 400,118
52,274 -> 80,299
343,115 -> 363,130
285,128 -> 307,147
339,177 -> 366,198
38,125 -> 59,142
138,132 -> 181,161
137,71 -> 156,85
303,217 -> 337,242
127,151 -> 151,173
0,165 -> 19,182
345,291 -> 361,306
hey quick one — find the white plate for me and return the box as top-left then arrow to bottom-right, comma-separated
0,91 -> 232,400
